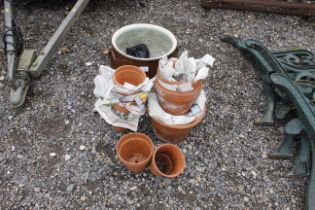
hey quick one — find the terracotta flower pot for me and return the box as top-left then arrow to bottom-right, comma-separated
116,133 -> 154,173
149,144 -> 186,178
113,65 -> 146,89
151,108 -> 206,144
109,24 -> 178,78
154,73 -> 203,115
111,65 -> 146,132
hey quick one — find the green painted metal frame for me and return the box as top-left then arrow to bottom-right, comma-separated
221,35 -> 315,210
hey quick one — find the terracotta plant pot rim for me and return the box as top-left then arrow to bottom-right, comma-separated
156,74 -> 203,96
151,107 -> 206,129
113,65 -> 146,87
116,133 -> 154,166
151,144 -> 186,178
112,23 -> 177,61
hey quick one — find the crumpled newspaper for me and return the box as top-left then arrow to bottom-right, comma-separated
94,65 -> 154,131
158,51 -> 215,91
148,90 -> 206,125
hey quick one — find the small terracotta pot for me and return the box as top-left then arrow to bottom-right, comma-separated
116,133 -> 154,173
149,144 -> 186,178
109,24 -> 178,78
155,73 -> 203,115
151,108 -> 206,144
113,65 -> 146,89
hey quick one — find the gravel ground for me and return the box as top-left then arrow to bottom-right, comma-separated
1,0 -> 315,209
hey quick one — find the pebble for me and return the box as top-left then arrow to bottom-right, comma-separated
262,152 -> 268,159
85,62 -> 93,67
127,199 -> 134,205
244,197 -> 249,202
196,166 -> 205,173
67,184 -> 75,193
103,48 -> 110,55
49,152 -> 57,157
79,145 -> 86,151
64,154 -> 71,161
130,186 -> 137,191
238,185 -> 245,193
80,196 -> 87,202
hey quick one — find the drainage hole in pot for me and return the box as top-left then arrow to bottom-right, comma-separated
128,153 -> 146,164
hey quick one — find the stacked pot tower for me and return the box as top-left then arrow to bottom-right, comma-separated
150,68 -> 207,144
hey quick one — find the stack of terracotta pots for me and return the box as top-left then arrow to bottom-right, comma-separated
111,65 -> 147,132
116,133 -> 186,178
150,70 -> 206,144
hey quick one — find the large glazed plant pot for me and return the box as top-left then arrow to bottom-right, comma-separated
109,24 -> 178,78
155,73 -> 203,115
116,133 -> 154,173
149,144 -> 186,178
151,108 -> 206,144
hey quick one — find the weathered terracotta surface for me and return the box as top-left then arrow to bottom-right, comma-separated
116,133 -> 154,173
149,144 -> 186,178
154,72 -> 203,115
151,108 -> 206,144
